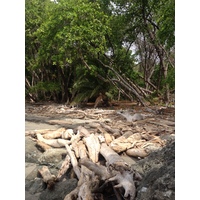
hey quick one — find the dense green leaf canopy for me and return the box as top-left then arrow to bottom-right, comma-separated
25,0 -> 175,104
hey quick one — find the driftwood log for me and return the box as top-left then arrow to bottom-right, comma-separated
36,133 -> 70,148
56,155 -> 71,181
78,143 -> 142,200
33,122 -> 173,199
38,166 -> 57,190
28,104 -> 174,199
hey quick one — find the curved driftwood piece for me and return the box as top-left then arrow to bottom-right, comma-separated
100,143 -> 130,169
80,143 -> 141,200
77,165 -> 99,200
43,127 -> 66,139
64,188 -> 79,200
36,140 -> 52,151
36,133 -> 70,148
29,129 -> 53,135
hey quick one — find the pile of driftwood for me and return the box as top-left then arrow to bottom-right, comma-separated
26,107 -> 175,200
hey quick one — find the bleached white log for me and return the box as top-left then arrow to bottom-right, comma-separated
84,133 -> 100,163
36,133 -> 70,148
65,144 -> 81,179
43,127 -> 66,139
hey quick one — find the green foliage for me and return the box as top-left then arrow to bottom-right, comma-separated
151,65 -> 175,92
155,0 -> 175,49
36,0 -> 110,65
25,0 -> 175,103
71,64 -> 111,103
163,66 -> 175,90
26,0 -> 111,102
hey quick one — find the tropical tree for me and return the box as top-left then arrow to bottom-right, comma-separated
26,0 -> 111,103
25,0 -> 175,105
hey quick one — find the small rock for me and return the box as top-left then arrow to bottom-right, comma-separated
25,137 -> 43,163
25,178 -> 46,194
38,178 -> 77,200
38,148 -> 67,165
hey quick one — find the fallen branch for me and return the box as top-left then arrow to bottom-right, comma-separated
38,166 -> 56,190
56,155 -> 71,181
36,140 -> 52,152
65,144 -> 81,179
36,133 -> 70,148
80,158 -> 110,180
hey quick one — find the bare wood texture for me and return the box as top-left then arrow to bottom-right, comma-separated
43,127 -> 66,139
65,144 -> 81,179
126,148 -> 149,158
84,133 -> 100,163
38,166 -> 56,189
64,143 -> 99,200
36,133 -> 70,148
64,188 -> 79,200
61,129 -> 74,139
36,140 -> 52,151
109,171 -> 136,199
100,143 -> 138,199
100,143 -> 130,169
64,169 -> 98,200
77,140 -> 88,159
77,126 -> 90,137
56,155 -> 71,180
80,158 -> 110,180
99,122 -> 121,135
110,132 -> 143,153
97,126 -> 114,145
25,129 -> 53,136
26,103 -> 175,200
71,135 -> 82,158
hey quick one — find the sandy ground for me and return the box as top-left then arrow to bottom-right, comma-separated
25,121 -> 59,131
25,121 -> 59,200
